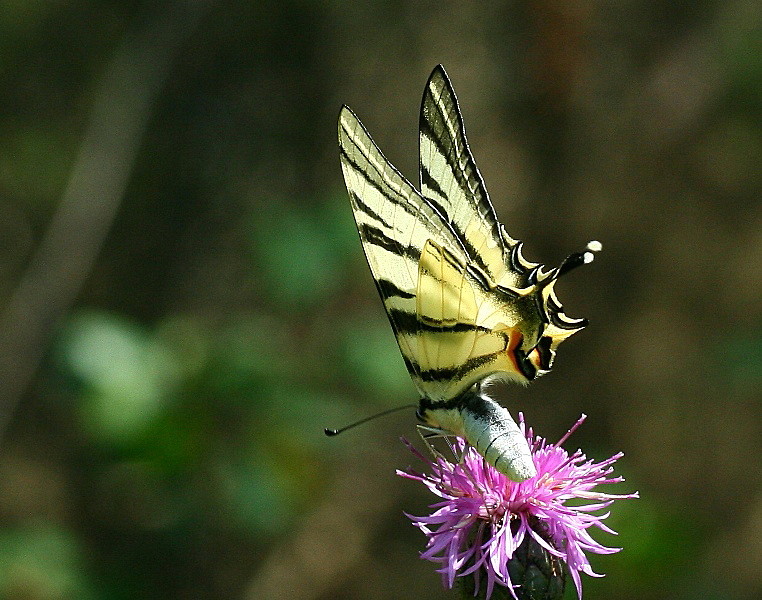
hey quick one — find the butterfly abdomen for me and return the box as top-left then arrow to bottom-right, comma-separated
419,381 -> 536,482
459,385 -> 536,481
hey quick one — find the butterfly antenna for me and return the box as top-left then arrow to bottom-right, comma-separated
324,403 -> 417,436
541,240 -> 602,288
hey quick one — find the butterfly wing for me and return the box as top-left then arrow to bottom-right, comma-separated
339,104 -> 527,404
414,238 -> 529,402
417,66 -> 589,385
338,106 -> 467,393
419,65 -> 537,289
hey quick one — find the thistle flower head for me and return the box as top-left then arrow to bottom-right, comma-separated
398,414 -> 637,600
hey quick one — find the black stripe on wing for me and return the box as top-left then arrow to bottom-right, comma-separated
376,279 -> 415,300
357,223 -> 418,261
546,293 -> 588,330
415,353 -> 497,385
347,189 -> 393,231
388,308 -> 491,335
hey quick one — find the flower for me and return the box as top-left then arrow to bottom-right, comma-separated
397,414 -> 637,600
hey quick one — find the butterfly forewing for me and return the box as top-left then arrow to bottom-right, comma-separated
339,106 -> 467,387
420,67 -> 518,287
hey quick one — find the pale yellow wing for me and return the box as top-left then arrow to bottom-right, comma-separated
412,239 -> 525,402
419,66 -> 538,289
339,105 -> 468,394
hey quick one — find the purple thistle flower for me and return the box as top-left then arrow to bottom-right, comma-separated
398,414 -> 637,600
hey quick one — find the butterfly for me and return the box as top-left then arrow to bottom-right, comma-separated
337,65 -> 599,481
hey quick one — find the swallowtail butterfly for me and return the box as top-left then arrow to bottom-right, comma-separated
338,65 -> 599,481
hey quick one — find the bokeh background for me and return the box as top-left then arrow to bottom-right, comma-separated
0,1 -> 760,599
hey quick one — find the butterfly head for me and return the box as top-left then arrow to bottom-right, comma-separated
506,241 -> 602,382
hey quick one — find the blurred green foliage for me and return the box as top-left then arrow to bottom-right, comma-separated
0,1 -> 759,600
0,523 -> 95,600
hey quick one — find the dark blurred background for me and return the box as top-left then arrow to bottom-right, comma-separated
0,1 -> 759,599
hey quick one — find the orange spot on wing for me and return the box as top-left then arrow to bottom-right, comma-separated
505,328 -> 524,374
528,348 -> 542,370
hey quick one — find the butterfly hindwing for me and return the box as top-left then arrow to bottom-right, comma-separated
414,239 -> 524,402
415,239 -> 478,376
